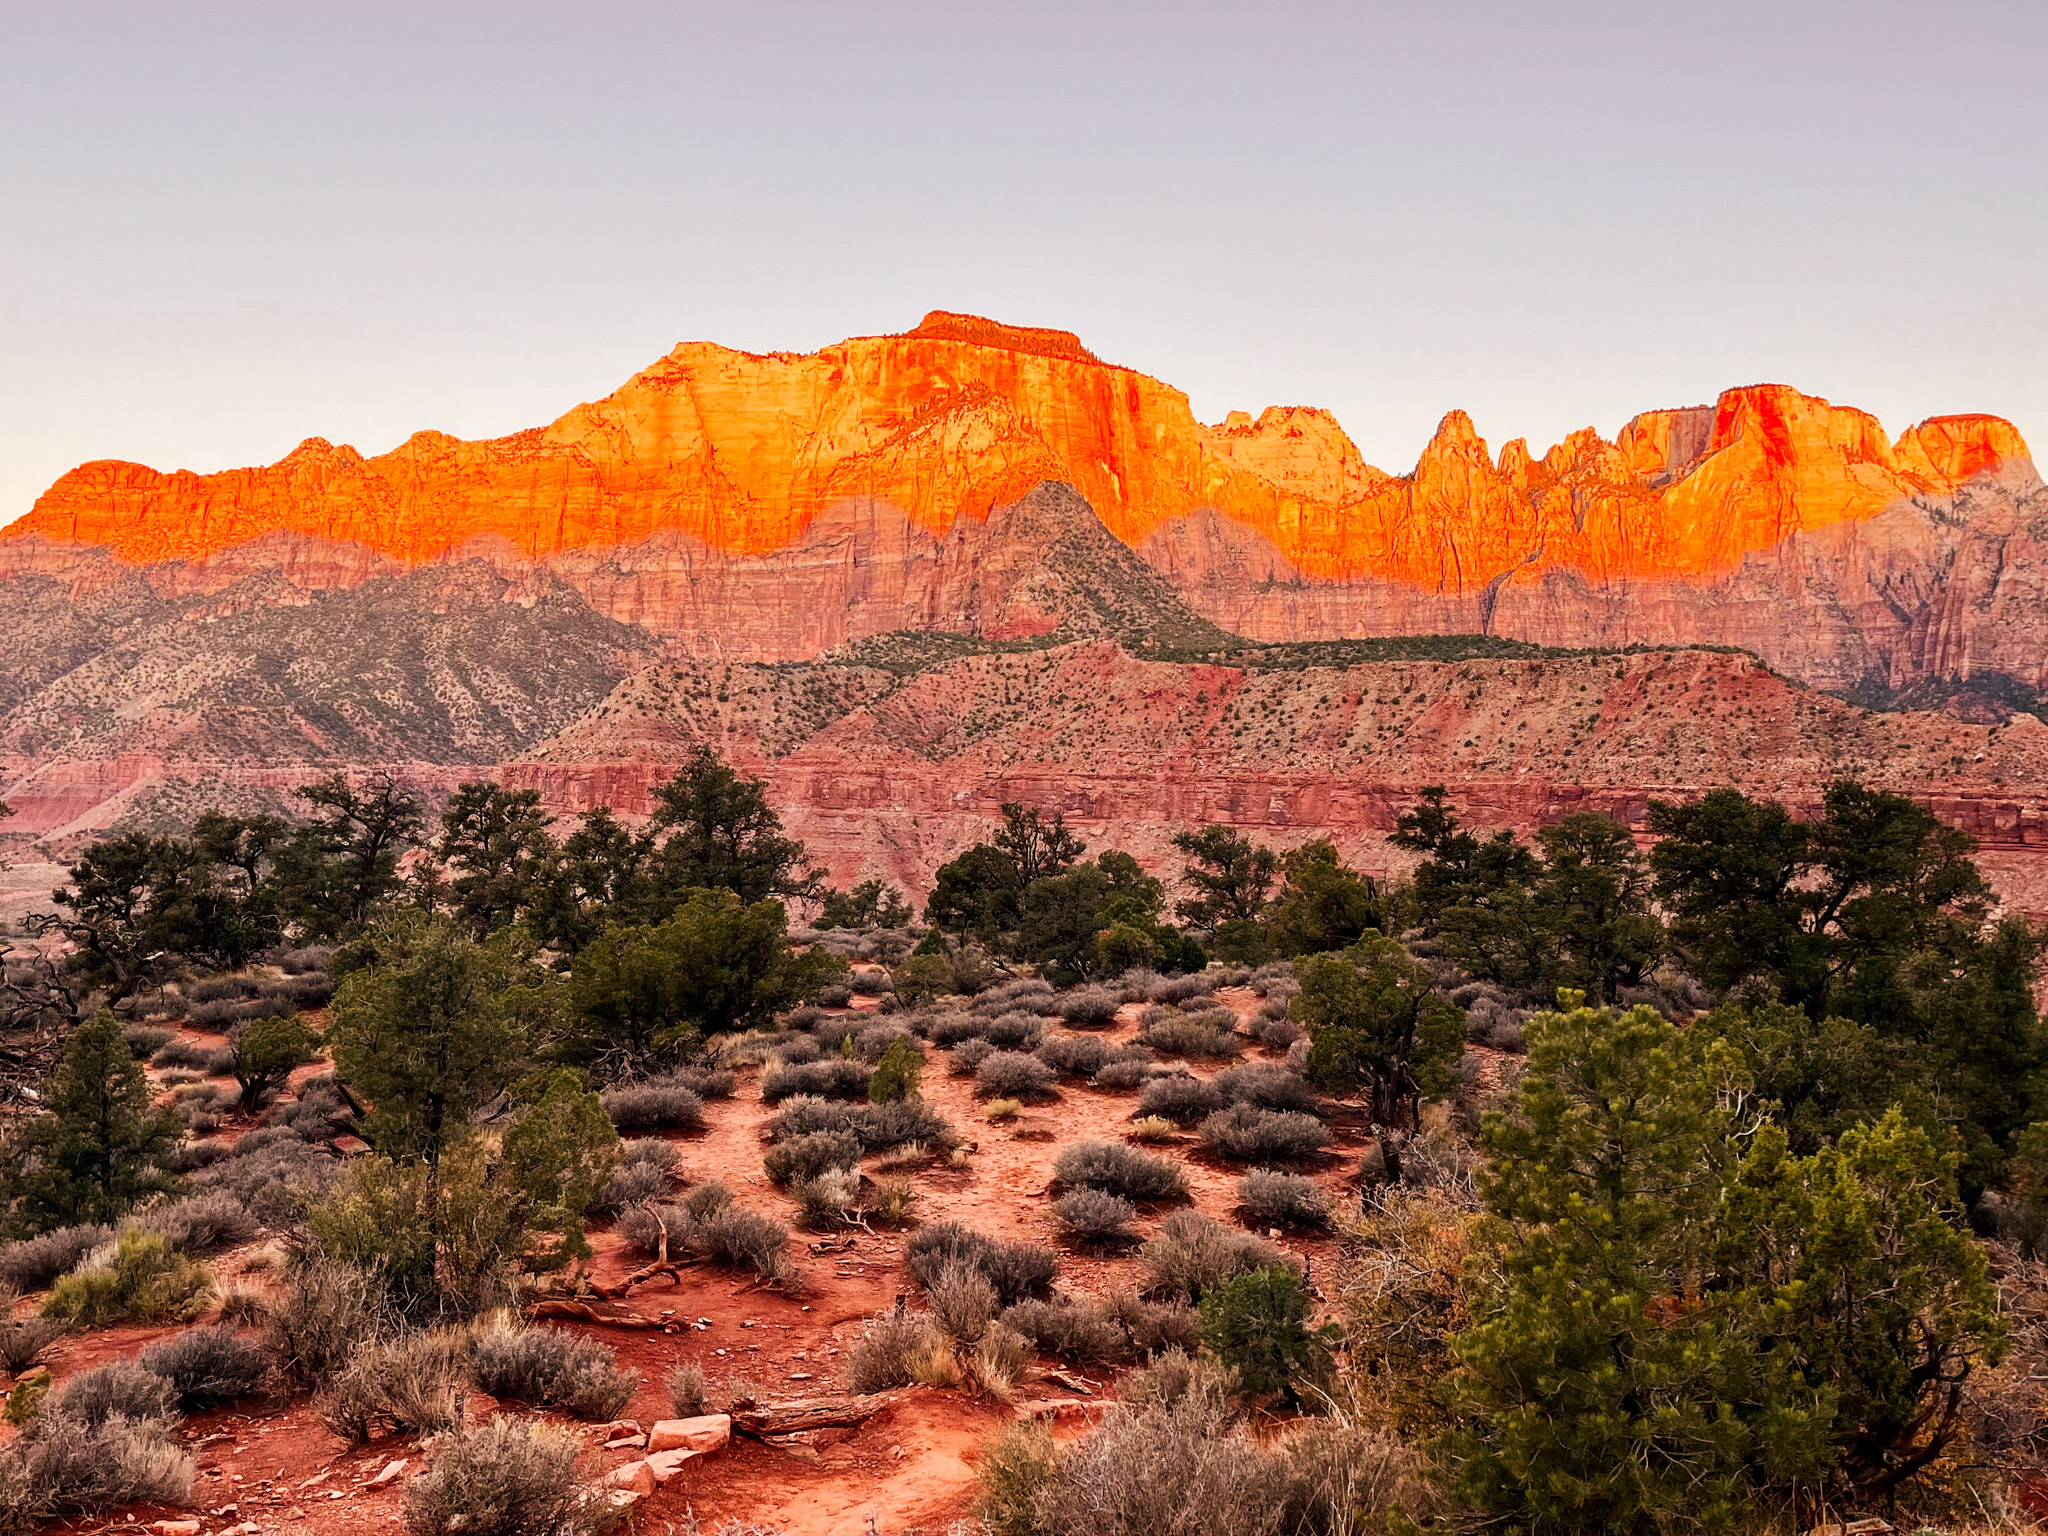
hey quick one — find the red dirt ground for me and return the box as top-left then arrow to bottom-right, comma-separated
26,984 -> 1370,1535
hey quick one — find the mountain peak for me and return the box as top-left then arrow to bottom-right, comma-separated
899,310 -> 1102,364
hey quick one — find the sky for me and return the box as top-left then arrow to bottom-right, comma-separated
3,0 -> 2045,523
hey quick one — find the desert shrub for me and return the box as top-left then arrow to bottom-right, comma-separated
848,969 -> 895,996
906,1221 -> 1059,1306
1104,1290 -> 1203,1356
401,1415 -> 599,1536
189,1134 -> 339,1229
927,1259 -> 1000,1341
1055,986 -> 1122,1026
591,1145 -> 679,1215
1199,1105 -> 1333,1163
817,984 -> 854,1007
979,1011 -> 1048,1050
692,1205 -> 793,1284
855,1021 -> 911,1059
42,1230 -> 212,1326
45,1357 -> 178,1427
750,1031 -> 822,1066
1000,1298 -> 1128,1365
1141,1210 -> 1293,1303
844,1308 -> 945,1394
185,999 -> 237,1029
1255,1015 -> 1304,1048
0,1298 -> 65,1373
265,1261 -> 388,1392
792,1166 -> 862,1228
948,1038 -> 997,1075
853,1099 -> 954,1151
191,975 -> 261,1004
0,1413 -> 193,1528
1212,1061 -> 1319,1114
1037,1034 -> 1111,1079
0,1224 -> 113,1292
1051,1189 -> 1137,1246
152,1037 -> 236,1074
123,1024 -> 177,1058
1147,974 -> 1215,1006
1092,1058 -> 1150,1091
668,1359 -> 708,1416
1488,1019 -> 1526,1052
927,1011 -> 990,1048
600,1081 -> 706,1132
764,1130 -> 861,1186
669,1065 -> 737,1099
976,1051 -> 1058,1101
137,1324 -> 270,1406
969,1321 -> 1032,1402
1139,1018 -> 1241,1060
470,1326 -> 638,1419
160,1137 -> 234,1173
265,1073 -> 357,1141
760,1058 -> 872,1103
128,1189 -> 260,1254
1129,1115 -> 1180,1143
1053,1140 -> 1188,1203
618,1182 -> 738,1256
279,945 -> 335,975
985,1098 -> 1023,1122
318,1326 -> 472,1443
230,1013 -> 318,1104
972,978 -> 1054,1014
1199,1265 -> 1331,1402
869,1173 -> 918,1226
1137,1074 -> 1224,1124
1237,1168 -> 1332,1230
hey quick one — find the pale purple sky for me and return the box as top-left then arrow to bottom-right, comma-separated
4,0 -> 2044,522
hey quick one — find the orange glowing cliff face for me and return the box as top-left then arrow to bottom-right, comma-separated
5,311 -> 2029,591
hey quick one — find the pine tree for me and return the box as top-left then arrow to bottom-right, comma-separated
1,1010 -> 183,1234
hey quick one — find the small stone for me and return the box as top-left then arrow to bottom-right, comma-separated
603,1435 -> 647,1451
368,1458 -> 408,1488
646,1415 -> 732,1455
152,1523 -> 202,1536
608,1460 -> 657,1496
790,1372 -> 813,1381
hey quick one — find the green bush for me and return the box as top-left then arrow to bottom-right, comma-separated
41,1230 -> 211,1327
1197,1265 -> 1332,1402
869,1034 -> 924,1103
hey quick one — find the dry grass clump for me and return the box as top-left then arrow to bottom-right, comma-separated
906,1221 -> 1059,1306
844,1308 -> 948,1394
599,1080 -> 706,1131
1128,1115 -> 1180,1143
667,1359 -> 709,1416
968,1322 -> 1032,1403
401,1416 -> 608,1536
926,1260 -> 1000,1342
41,1230 -> 212,1327
1053,1140 -> 1188,1203
977,1051 -> 1059,1101
1137,1073 -> 1224,1124
1212,1061 -> 1319,1114
318,1325 -> 474,1444
984,1098 -> 1024,1122
265,1261 -> 384,1392
0,1411 -> 193,1529
1050,1189 -> 1138,1247
1236,1168 -> 1333,1230
129,1190 -> 261,1254
469,1325 -> 639,1419
138,1325 -> 270,1406
1199,1104 -> 1334,1163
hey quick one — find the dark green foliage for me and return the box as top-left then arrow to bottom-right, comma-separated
1261,839 -> 1385,958
926,804 -> 1087,938
327,912 -> 547,1167
644,745 -> 825,907
567,890 -> 847,1068
229,1012 -> 317,1104
818,879 -> 914,930
500,1072 -> 620,1273
1,1010 -> 184,1235
290,773 -> 429,938
1171,825 -> 1280,931
434,782 -> 559,938
1052,1139 -> 1187,1202
1292,934 -> 1461,1181
1197,1265 -> 1331,1401
869,1034 -> 923,1102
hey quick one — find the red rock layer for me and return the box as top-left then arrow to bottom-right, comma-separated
6,313 -> 2028,591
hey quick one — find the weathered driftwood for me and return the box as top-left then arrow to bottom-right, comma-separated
525,1299 -> 665,1329
731,1393 -> 894,1437
588,1201 -> 701,1300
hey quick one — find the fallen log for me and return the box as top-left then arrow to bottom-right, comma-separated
731,1393 -> 895,1437
526,1299 -> 667,1329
